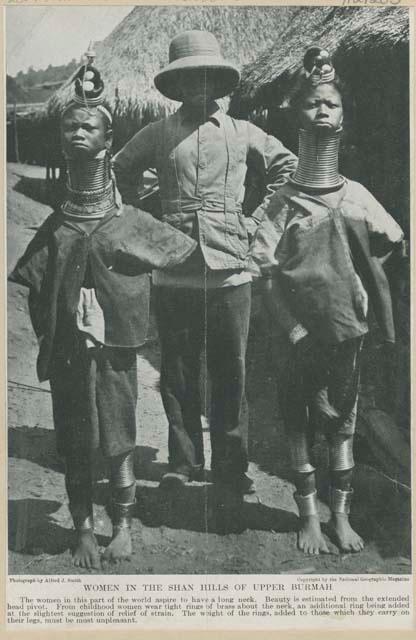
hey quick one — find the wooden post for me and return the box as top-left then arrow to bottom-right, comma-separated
13,101 -> 20,164
113,87 -> 120,150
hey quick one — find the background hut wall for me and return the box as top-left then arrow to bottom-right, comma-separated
7,109 -> 49,166
335,41 -> 410,436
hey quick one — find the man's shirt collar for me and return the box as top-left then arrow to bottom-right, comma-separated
179,101 -> 224,127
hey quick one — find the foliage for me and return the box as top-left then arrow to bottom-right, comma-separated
14,59 -> 80,90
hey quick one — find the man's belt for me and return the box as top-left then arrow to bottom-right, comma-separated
161,197 -> 242,216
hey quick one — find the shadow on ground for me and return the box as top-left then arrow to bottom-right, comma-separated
134,484 -> 298,536
9,498 -> 71,556
13,174 -> 63,209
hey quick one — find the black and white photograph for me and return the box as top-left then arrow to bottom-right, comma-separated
5,2 -> 412,620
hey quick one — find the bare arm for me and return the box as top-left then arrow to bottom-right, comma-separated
360,184 -> 404,257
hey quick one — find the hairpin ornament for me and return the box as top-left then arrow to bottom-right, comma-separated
65,43 -> 112,124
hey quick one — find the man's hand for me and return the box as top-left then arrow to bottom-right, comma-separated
245,216 -> 259,242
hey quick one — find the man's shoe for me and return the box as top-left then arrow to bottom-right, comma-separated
159,472 -> 189,491
192,468 -> 207,482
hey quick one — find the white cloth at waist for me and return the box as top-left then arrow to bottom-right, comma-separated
76,287 -> 105,347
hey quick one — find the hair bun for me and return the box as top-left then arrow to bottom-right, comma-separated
62,46 -> 112,124
73,65 -> 105,105
303,46 -> 335,85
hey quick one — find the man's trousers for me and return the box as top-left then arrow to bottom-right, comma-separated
154,283 -> 251,479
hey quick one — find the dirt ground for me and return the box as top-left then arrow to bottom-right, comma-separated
7,163 -> 411,576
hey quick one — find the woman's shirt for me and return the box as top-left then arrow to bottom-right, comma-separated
249,180 -> 403,345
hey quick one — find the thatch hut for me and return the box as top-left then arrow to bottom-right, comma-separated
47,5 -> 296,150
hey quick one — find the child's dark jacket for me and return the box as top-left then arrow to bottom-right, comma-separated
9,204 -> 196,381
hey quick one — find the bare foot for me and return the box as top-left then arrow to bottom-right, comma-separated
102,528 -> 132,564
298,515 -> 330,555
330,514 -> 364,553
72,530 -> 100,570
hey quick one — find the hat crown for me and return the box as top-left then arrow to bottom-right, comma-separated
155,30 -> 239,101
169,30 -> 222,63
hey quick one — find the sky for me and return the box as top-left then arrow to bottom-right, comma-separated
6,6 -> 133,76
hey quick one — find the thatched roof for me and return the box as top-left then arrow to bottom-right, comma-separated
237,6 -> 409,110
48,5 -> 296,127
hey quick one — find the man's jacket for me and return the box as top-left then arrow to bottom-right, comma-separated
113,104 -> 298,271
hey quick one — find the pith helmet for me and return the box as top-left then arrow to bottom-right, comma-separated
154,30 -> 240,101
